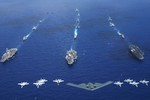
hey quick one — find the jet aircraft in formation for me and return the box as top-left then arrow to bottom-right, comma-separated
18,82 -> 29,88
114,79 -> 149,87
18,78 -> 149,91
18,78 -> 63,88
53,79 -> 64,85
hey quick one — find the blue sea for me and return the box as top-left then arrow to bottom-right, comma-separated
0,0 -> 150,100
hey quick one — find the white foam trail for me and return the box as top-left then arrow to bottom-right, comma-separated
26,30 -> 33,39
117,31 -> 122,35
24,17 -> 47,40
70,39 -> 77,50
39,18 -> 45,23
108,16 -> 125,38
73,10 -> 80,39
70,9 -> 80,50
26,34 -> 30,38
17,17 -> 48,50
17,42 -> 23,49
109,22 -> 115,27
74,28 -> 78,39
108,16 -> 131,44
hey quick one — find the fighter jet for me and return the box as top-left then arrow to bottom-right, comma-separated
18,82 -> 29,88
140,80 -> 149,86
67,81 -> 113,91
129,81 -> 139,87
37,78 -> 48,83
53,79 -> 64,85
124,79 -> 134,83
109,22 -> 115,27
33,82 -> 45,88
114,81 -> 123,87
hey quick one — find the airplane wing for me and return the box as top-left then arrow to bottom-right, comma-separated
60,80 -> 64,82
53,80 -> 57,83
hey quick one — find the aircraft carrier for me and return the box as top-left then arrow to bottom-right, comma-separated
129,44 -> 144,60
65,49 -> 77,64
1,48 -> 18,63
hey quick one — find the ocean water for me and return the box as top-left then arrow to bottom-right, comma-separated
0,0 -> 150,100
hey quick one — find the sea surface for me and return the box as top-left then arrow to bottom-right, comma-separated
0,0 -> 150,100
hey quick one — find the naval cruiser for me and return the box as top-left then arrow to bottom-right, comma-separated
65,49 -> 77,64
1,48 -> 18,63
129,44 -> 144,60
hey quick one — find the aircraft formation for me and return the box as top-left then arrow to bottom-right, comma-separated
114,79 -> 149,87
18,78 -> 149,91
18,78 -> 113,91
18,79 -> 64,88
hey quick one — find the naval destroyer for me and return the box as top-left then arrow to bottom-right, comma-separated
129,44 -> 144,60
23,34 -> 29,41
65,49 -> 77,64
1,48 -> 18,62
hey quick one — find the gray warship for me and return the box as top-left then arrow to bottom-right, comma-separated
129,44 -> 144,60
65,49 -> 77,64
23,34 -> 29,41
1,48 -> 18,63
67,81 -> 113,91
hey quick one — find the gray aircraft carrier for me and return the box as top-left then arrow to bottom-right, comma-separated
65,49 -> 77,64
1,48 -> 18,63
67,81 -> 113,91
129,44 -> 144,60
